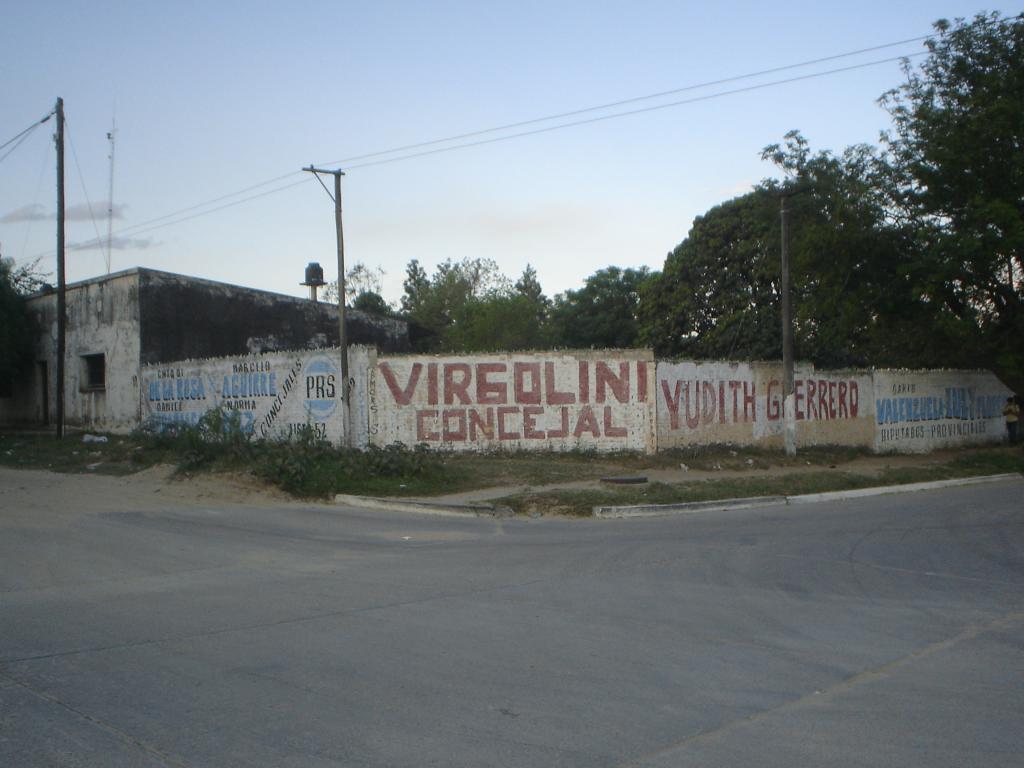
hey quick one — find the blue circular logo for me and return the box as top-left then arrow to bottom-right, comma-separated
302,355 -> 340,419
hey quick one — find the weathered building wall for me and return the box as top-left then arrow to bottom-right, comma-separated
369,350 -> 657,453
1,266 -> 411,434
140,346 -> 373,447
656,361 -> 875,450
137,269 -> 409,364
0,271 -> 142,433
873,369 -> 1011,452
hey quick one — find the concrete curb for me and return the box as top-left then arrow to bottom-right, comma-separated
785,473 -> 1023,505
593,495 -> 787,519
333,494 -> 513,518
592,473 -> 1023,519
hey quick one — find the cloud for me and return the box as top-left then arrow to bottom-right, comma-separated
65,202 -> 127,221
0,202 -> 128,224
0,204 -> 48,223
69,235 -> 158,252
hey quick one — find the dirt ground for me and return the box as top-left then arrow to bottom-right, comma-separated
0,464 -> 299,521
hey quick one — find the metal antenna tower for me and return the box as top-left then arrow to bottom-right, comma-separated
105,115 -> 116,274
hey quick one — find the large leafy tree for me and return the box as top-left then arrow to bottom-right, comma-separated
879,12 -> 1024,384
762,133 -> 963,369
399,257 -> 512,350
638,190 -> 780,360
641,13 -> 1024,382
445,294 -> 546,352
638,136 -> 949,367
549,266 -> 652,349
0,257 -> 44,392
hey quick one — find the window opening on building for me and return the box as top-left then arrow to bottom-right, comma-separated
80,353 -> 106,392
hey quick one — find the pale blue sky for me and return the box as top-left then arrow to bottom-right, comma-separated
1,1 -> 1009,305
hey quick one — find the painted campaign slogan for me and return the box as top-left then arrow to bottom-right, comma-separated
142,349 -> 355,443
656,361 -> 875,449
370,352 -> 656,452
140,346 -> 1012,454
873,369 -> 1011,452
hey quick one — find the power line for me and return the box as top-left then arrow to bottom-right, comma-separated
17,134 -> 53,263
70,52 -> 920,250
0,122 -> 45,166
110,170 -> 303,237
322,33 -> 934,167
43,36 -> 935,256
66,32 -> 932,245
342,52 -> 926,171
98,177 -> 312,241
0,111 -> 53,153
64,117 -> 106,260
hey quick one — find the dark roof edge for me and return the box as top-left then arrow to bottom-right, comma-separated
26,266 -> 404,324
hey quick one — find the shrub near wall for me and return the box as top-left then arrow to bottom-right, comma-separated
656,361 -> 875,450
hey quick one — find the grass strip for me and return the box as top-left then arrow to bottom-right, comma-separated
2,421 -> 1021,504
496,452 -> 1024,517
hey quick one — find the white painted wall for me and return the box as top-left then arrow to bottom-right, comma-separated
140,347 -> 374,447
369,351 -> 657,453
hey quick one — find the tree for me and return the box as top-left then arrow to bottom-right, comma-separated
639,14 -> 1023,382
445,295 -> 546,352
639,136 -> 950,367
514,264 -> 550,327
351,291 -> 392,316
323,261 -> 385,305
0,257 -> 43,392
400,259 -> 430,316
879,12 -> 1024,385
399,257 -> 513,351
638,191 -> 781,360
549,266 -> 652,349
761,133 -> 963,369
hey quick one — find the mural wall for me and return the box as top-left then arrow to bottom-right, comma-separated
655,361 -> 875,449
141,347 -> 372,446
369,351 -> 656,453
137,347 -> 1014,454
873,369 -> 1011,452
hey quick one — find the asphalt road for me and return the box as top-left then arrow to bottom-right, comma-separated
2,476 -> 1023,767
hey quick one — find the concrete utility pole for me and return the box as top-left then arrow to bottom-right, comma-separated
55,97 -> 66,440
302,165 -> 350,447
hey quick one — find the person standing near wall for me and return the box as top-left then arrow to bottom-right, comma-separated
1004,396 -> 1020,445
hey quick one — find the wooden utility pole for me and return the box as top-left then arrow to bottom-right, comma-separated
302,165 -> 350,446
779,184 -> 811,457
780,193 -> 794,456
55,97 -> 66,440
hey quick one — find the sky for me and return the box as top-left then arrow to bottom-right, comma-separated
0,1 -> 1011,306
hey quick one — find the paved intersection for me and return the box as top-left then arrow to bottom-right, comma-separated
2,472 -> 1022,766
